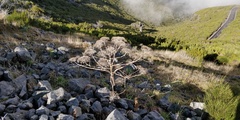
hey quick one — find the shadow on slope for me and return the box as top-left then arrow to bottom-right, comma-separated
29,0 -> 134,24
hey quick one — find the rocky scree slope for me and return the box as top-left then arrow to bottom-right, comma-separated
0,35 -> 208,120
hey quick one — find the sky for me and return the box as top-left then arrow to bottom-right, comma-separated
120,0 -> 240,25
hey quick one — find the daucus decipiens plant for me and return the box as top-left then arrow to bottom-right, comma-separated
70,36 -> 149,101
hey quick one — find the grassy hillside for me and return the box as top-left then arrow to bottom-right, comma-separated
153,6 -> 240,65
3,0 -> 156,45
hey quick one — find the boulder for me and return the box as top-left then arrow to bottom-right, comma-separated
90,101 -> 103,114
0,81 -> 15,96
79,99 -> 91,113
57,113 -> 74,120
14,46 -> 33,62
68,78 -> 90,93
4,95 -> 19,105
95,87 -> 110,99
190,102 -> 205,110
26,109 -> 36,119
127,111 -> 142,120
158,95 -> 170,110
39,80 -> 53,91
106,109 -> 128,120
13,74 -> 28,97
39,114 -> 49,120
0,57 -> 7,63
7,110 -> 28,120
66,97 -> 79,107
142,110 -> 165,120
138,81 -> 150,89
36,105 -> 50,115
47,87 -> 70,104
3,71 -> 13,81
5,104 -> 17,113
68,106 -> 82,118
77,113 -> 96,120
0,104 -> 5,114
114,99 -> 128,109
18,100 -> 33,110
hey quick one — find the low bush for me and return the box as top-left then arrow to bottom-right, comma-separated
204,81 -> 239,120
6,10 -> 30,27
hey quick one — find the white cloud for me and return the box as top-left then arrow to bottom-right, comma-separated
121,0 -> 240,25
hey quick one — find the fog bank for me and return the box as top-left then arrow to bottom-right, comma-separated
121,0 -> 240,25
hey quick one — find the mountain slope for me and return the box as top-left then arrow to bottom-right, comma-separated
153,6 -> 240,64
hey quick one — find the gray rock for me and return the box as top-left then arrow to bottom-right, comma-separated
66,97 -> 79,107
41,67 -> 50,75
46,103 -> 57,110
47,87 -> 70,104
68,78 -> 90,93
79,69 -> 90,78
32,90 -> 49,100
158,95 -> 170,110
57,113 -> 74,120
85,90 -> 94,99
182,108 -> 192,118
167,103 -> 181,113
46,43 -> 55,51
39,114 -> 48,120
31,115 -> 39,120
3,71 -> 13,81
36,105 -> 50,115
138,81 -> 150,89
27,77 -> 39,93
14,74 -> 28,97
90,101 -> 103,114
5,104 -> 17,113
100,98 -> 110,107
0,70 -> 3,79
4,95 -> 19,105
127,111 -> 142,120
0,56 -> 7,63
115,99 -> 128,109
18,100 -> 33,110
39,80 -> 53,91
136,109 -> 148,117
161,84 -> 172,92
58,46 -> 69,54
6,52 -> 16,60
190,102 -> 205,110
68,106 -> 82,118
106,109 -> 128,120
45,62 -> 56,70
169,113 -> 180,120
0,81 -> 15,96
50,111 -> 61,117
79,99 -> 91,113
58,105 -> 67,114
77,113 -> 96,120
32,74 -> 40,80
142,110 -> 165,120
26,109 -> 36,119
7,110 -> 28,120
14,46 -> 33,62
95,87 -> 110,99
0,104 -> 6,114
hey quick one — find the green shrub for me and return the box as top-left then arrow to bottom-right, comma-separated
6,10 -> 30,27
204,82 -> 239,120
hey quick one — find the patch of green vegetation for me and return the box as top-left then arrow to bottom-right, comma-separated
6,10 -> 30,27
204,81 -> 239,120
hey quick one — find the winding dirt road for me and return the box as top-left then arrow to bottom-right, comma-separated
208,6 -> 238,40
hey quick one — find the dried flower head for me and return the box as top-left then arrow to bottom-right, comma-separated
77,56 -> 91,64
83,48 -> 96,56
